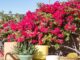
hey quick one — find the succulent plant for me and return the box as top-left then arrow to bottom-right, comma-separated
15,42 -> 37,55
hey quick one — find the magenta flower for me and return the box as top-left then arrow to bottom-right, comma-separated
64,23 -> 71,31
28,31 -> 37,38
67,16 -> 74,22
51,28 -> 60,35
3,23 -> 8,28
21,31 -> 27,38
71,24 -> 77,32
38,33 -> 43,40
16,36 -> 24,42
64,23 -> 77,32
7,34 -> 15,42
58,33 -> 64,38
10,23 -> 17,31
38,40 -> 43,45
52,10 -> 65,19
40,27 -> 48,33
57,39 -> 64,44
31,40 -> 38,44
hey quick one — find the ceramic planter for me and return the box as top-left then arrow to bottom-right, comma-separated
18,55 -> 33,60
33,45 -> 49,60
4,42 -> 17,60
46,55 -> 59,60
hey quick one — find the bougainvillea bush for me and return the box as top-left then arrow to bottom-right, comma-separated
3,0 -> 80,55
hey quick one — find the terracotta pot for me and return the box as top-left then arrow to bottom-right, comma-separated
4,42 -> 17,60
33,45 -> 49,60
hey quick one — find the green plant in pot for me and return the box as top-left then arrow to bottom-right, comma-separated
15,42 -> 36,60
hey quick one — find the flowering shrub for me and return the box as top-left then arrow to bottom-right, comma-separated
2,0 -> 80,55
0,20 -> 13,42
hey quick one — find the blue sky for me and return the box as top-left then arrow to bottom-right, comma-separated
0,0 -> 67,14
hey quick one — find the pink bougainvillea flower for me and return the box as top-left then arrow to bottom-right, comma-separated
54,39 -> 64,44
31,40 -> 38,44
38,40 -> 43,45
58,33 -> 64,38
56,39 -> 64,44
52,38 -> 64,44
49,22 -> 53,28
54,19 -> 63,26
0,29 -> 2,33
52,10 -> 65,26
67,16 -> 74,22
10,22 -> 17,31
52,10 -> 65,19
41,17 -> 49,23
51,28 -> 60,35
34,26 -> 38,32
3,23 -> 8,28
64,23 -> 77,32
40,27 -> 48,33
16,36 -> 24,42
25,11 -> 37,21
38,33 -> 43,40
29,31 -> 37,37
7,34 -> 15,42
40,21 -> 47,27
4,27 -> 9,32
21,31 -> 27,38
64,23 -> 71,31
51,38 -> 55,41
71,24 -> 77,32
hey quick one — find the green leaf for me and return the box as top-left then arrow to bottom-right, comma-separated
54,44 -> 60,50
65,36 -> 70,41
79,28 -> 80,30
63,31 -> 70,41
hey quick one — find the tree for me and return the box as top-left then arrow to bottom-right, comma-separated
9,11 -> 12,16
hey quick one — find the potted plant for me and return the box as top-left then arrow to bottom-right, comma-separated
15,42 -> 36,60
